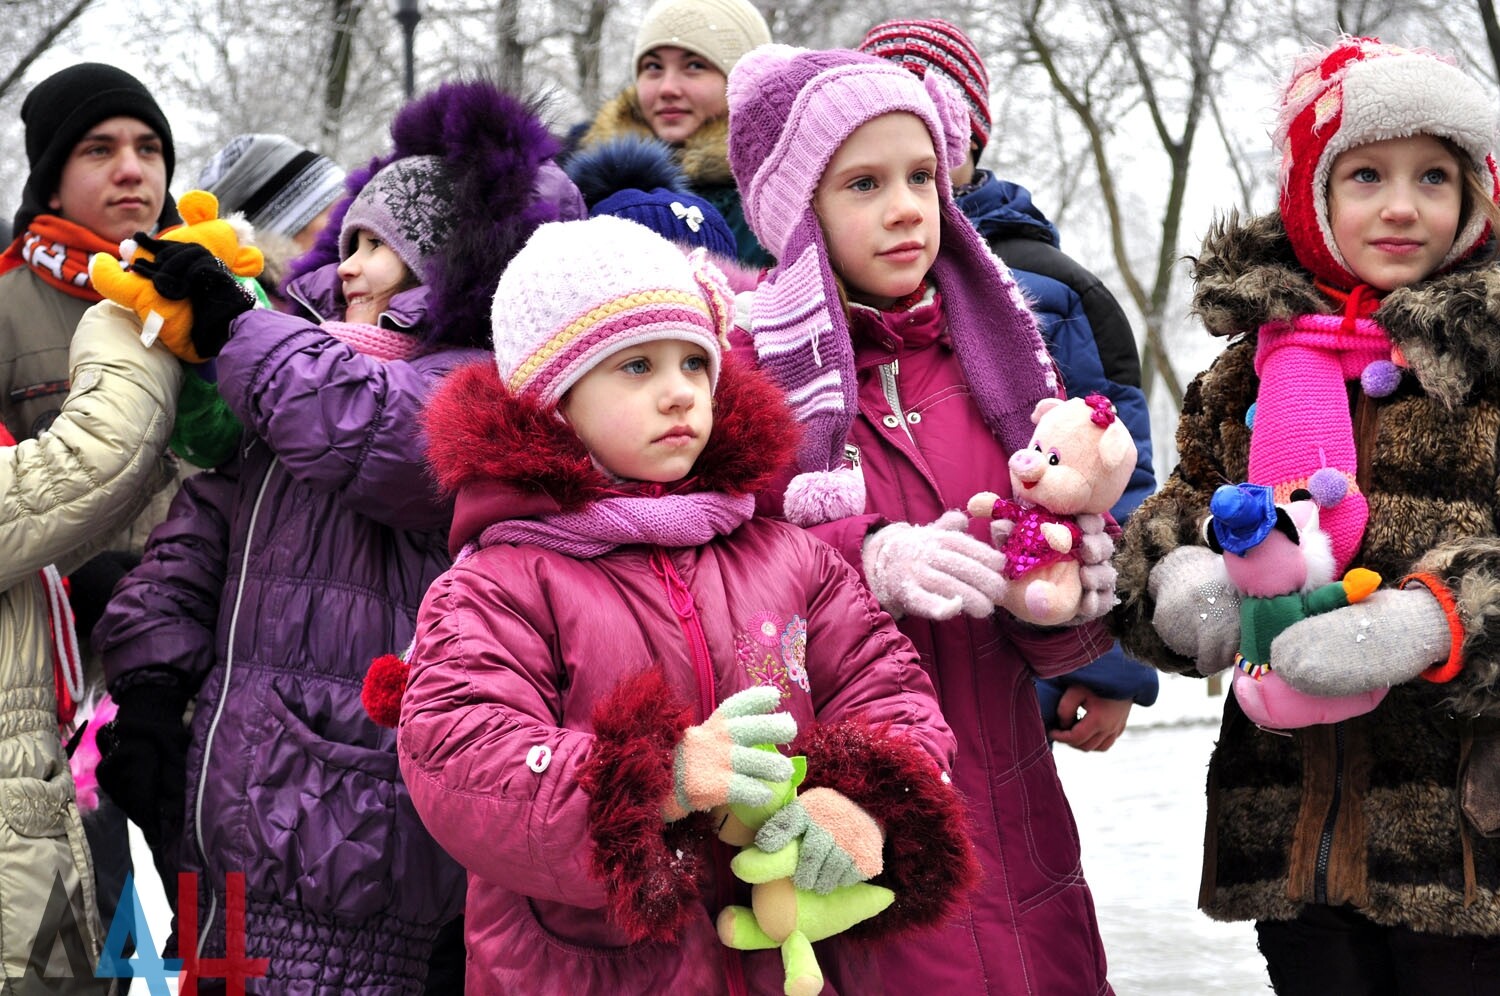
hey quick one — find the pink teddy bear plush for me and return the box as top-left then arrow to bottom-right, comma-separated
969,394 -> 1136,626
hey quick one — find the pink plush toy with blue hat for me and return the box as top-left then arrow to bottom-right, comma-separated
1207,482 -> 1387,729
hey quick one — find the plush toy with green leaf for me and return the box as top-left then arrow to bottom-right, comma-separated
713,751 -> 895,996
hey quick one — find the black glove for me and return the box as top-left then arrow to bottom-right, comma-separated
95,680 -> 191,852
129,235 -> 255,359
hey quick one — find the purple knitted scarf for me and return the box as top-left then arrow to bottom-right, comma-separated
466,491 -> 754,559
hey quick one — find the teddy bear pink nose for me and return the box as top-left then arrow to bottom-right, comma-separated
1009,450 -> 1044,482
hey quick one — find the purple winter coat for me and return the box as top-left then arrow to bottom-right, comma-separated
399,358 -> 980,994
96,263 -> 477,994
738,296 -> 1116,995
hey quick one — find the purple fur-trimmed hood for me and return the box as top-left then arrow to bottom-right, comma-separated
284,78 -> 585,348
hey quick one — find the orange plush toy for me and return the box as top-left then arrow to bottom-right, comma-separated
89,189 -> 264,363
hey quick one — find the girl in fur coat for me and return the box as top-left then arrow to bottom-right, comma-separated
398,215 -> 976,993
1113,37 -> 1500,993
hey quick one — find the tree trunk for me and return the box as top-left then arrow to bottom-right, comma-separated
496,0 -> 526,94
572,0 -> 611,119
322,0 -> 363,153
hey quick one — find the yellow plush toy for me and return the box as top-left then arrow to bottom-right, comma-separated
714,753 -> 895,996
89,189 -> 264,363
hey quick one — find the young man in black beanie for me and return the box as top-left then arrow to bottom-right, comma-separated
0,63 -> 182,989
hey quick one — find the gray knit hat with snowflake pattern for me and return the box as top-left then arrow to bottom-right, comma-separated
338,155 -> 456,284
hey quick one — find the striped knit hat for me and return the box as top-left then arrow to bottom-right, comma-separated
492,215 -> 732,405
728,46 -> 1055,525
1276,36 -> 1500,289
857,18 -> 992,156
196,134 -> 346,241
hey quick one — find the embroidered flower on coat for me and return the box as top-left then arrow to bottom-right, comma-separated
780,616 -> 810,693
736,610 -> 811,699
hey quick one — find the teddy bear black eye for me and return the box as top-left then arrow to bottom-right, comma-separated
1048,453 -> 1060,465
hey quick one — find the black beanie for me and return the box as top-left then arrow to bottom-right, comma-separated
13,63 -> 177,236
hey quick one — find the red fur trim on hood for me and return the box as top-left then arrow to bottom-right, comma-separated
577,667 -> 714,943
795,721 -> 980,938
422,355 -> 800,507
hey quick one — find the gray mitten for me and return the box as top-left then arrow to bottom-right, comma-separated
1147,545 -> 1242,675
1271,587 -> 1451,696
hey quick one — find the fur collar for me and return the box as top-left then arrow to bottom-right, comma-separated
424,356 -> 800,513
1191,211 -> 1500,407
582,88 -> 735,188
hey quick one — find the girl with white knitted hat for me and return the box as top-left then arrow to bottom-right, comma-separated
1115,36 -> 1500,992
577,0 -> 774,267
396,214 -> 977,992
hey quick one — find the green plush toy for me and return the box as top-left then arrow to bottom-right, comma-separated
713,752 -> 895,996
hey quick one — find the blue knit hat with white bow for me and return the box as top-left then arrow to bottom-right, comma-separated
565,136 -> 738,259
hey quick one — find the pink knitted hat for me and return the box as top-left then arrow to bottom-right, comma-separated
727,46 -> 1056,525
1276,36 -> 1500,289
491,215 -> 732,406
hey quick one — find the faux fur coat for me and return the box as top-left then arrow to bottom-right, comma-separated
1112,211 -> 1500,935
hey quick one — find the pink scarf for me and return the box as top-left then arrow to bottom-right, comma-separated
1250,309 -> 1395,572
469,491 -> 755,559
322,321 -> 433,362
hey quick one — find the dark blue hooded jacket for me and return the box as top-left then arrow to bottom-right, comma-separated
958,171 -> 1158,724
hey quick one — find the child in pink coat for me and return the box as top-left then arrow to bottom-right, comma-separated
397,216 -> 978,993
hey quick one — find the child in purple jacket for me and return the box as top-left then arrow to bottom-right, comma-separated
92,81 -> 583,994
398,214 -> 978,993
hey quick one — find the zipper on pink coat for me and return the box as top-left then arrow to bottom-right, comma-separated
650,548 -> 748,996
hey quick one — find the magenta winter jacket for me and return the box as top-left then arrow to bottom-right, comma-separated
737,297 -> 1116,996
399,358 -> 979,994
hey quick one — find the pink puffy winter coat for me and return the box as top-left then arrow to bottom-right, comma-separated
398,358 -> 979,994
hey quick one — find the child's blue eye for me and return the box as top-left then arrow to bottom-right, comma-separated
683,355 -> 709,372
911,170 -> 933,185
622,359 -> 650,374
850,177 -> 876,193
1353,167 -> 1379,183
1421,167 -> 1450,184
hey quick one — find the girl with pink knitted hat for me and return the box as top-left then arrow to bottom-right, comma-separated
1113,37 -> 1500,992
726,44 -> 1120,994
396,214 -> 977,992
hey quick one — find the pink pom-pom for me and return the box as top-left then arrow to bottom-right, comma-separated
784,467 -> 866,527
1308,468 -> 1348,508
1361,360 -> 1402,398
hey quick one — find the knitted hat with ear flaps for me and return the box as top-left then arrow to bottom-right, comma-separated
1276,36 -> 1500,290
727,46 -> 1056,525
283,77 -> 586,348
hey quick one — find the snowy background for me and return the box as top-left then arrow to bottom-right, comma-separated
1056,675 -> 1273,994
127,673 -> 1273,994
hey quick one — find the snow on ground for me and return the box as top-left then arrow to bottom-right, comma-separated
1055,673 -> 1273,994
